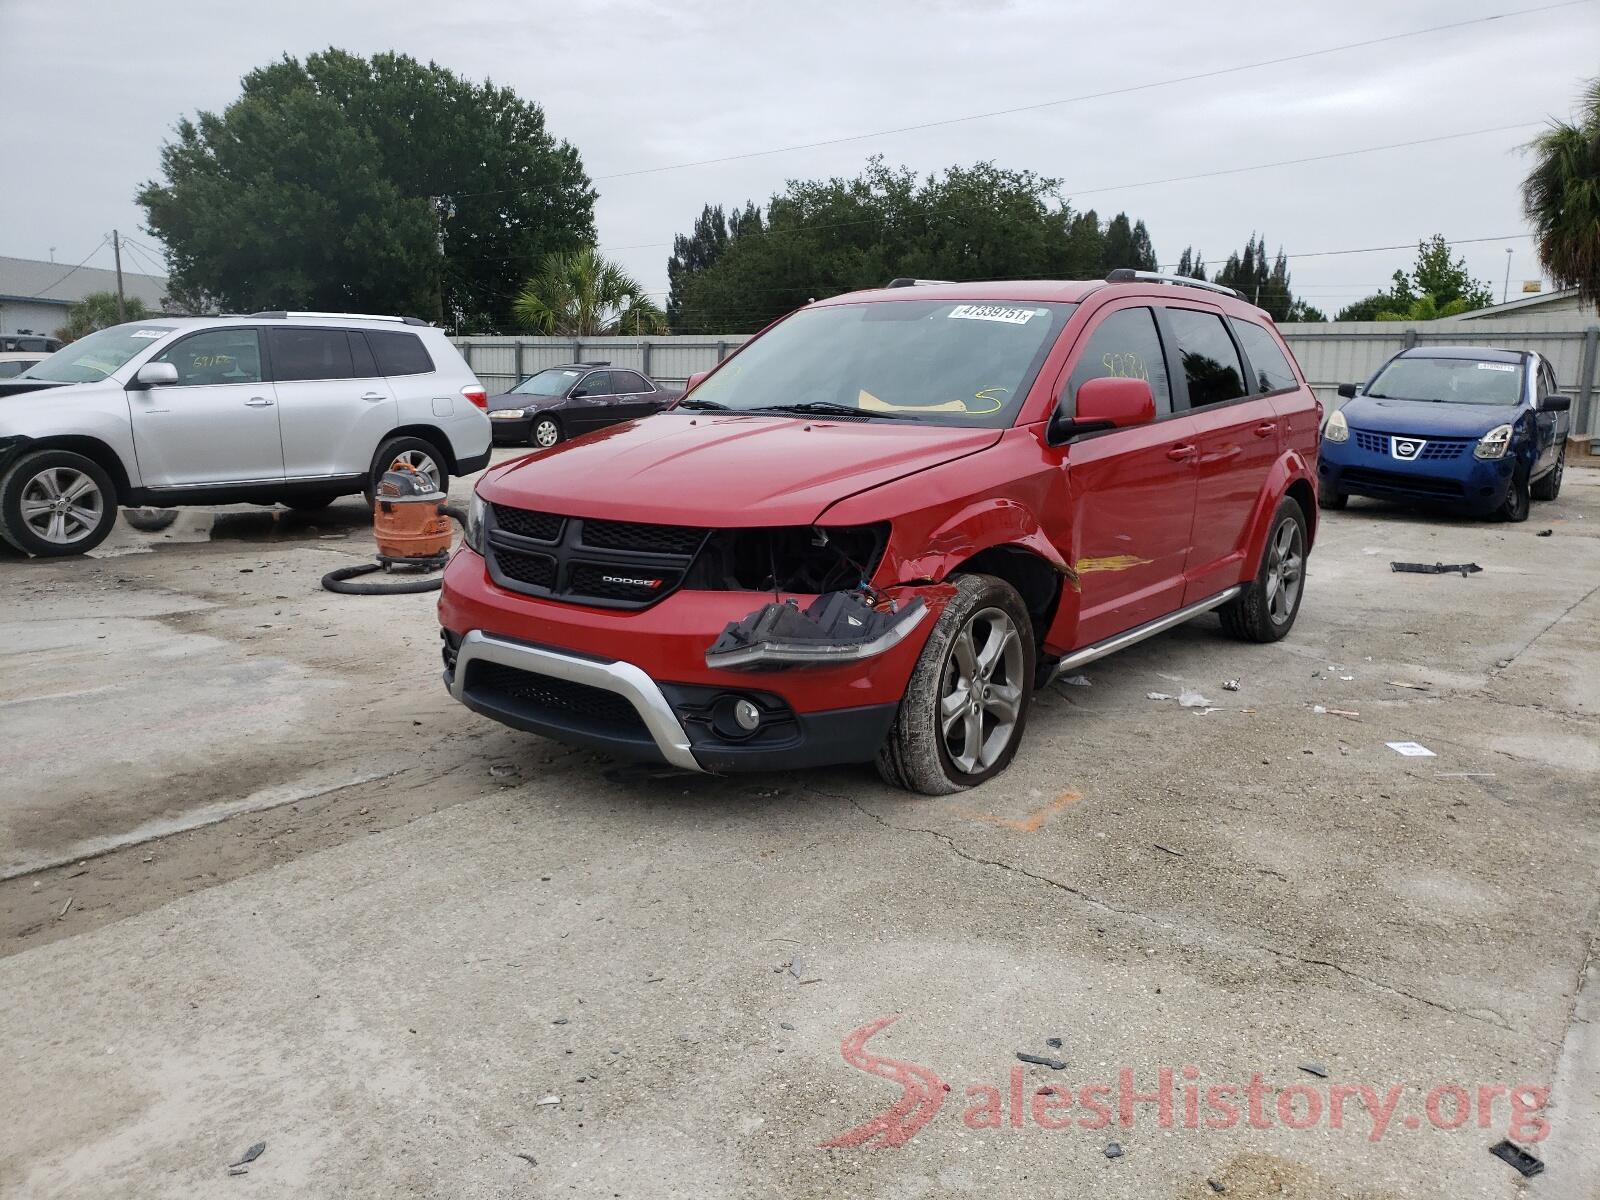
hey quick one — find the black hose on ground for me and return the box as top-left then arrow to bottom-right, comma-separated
319,504 -> 470,596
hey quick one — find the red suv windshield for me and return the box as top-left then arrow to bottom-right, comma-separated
688,299 -> 1076,427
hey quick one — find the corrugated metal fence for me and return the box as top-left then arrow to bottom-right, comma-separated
455,315 -> 1600,438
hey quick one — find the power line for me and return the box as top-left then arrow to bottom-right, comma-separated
450,0 -> 1588,197
22,236 -> 110,299
587,121 -> 1544,256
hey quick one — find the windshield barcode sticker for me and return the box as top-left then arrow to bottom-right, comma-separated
1476,362 -> 1516,372
130,330 -> 165,339
948,305 -> 1037,325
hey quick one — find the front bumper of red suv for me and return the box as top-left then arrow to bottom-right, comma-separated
437,549 -> 935,772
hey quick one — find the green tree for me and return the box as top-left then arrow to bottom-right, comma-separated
513,246 -> 665,335
669,158 -> 1118,333
1101,213 -> 1157,273
138,49 -> 594,331
667,206 -> 730,328
1523,77 -> 1600,307
1175,247 -> 1207,280
1334,236 -> 1491,320
55,291 -> 151,342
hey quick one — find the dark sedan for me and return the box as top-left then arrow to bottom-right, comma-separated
486,363 -> 678,448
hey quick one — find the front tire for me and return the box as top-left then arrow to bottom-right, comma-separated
0,449 -> 119,557
532,416 -> 562,449
1497,471 -> 1531,522
366,436 -> 448,504
1530,448 -> 1564,501
877,574 -> 1036,795
1220,497 -> 1307,643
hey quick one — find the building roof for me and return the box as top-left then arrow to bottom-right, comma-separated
1446,287 -> 1592,321
0,254 -> 168,310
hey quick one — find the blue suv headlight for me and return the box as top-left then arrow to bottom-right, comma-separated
1323,409 -> 1349,443
1474,424 -> 1513,460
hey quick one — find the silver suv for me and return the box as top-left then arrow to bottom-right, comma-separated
0,313 -> 491,556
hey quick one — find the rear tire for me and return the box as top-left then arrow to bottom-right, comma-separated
877,574 -> 1036,795
0,449 -> 119,557
122,507 -> 179,532
1220,497 -> 1307,644
366,436 -> 448,504
284,495 -> 338,512
1530,448 -> 1564,501
1497,471 -> 1531,522
1318,488 -> 1347,510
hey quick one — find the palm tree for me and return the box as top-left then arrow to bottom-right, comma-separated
1522,78 -> 1600,307
57,291 -> 151,342
512,247 -> 667,335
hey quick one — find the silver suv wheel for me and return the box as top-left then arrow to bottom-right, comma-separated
21,466 -> 104,545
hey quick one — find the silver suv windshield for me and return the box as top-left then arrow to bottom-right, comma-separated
683,300 -> 1075,427
19,324 -> 177,384
1367,356 -> 1524,406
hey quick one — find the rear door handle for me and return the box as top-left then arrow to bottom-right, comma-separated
244,397 -> 274,407
1253,421 -> 1277,437
361,391 -> 386,402
1166,443 -> 1196,461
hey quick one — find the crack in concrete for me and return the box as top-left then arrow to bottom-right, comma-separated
833,790 -> 1558,1048
1491,578 -> 1600,678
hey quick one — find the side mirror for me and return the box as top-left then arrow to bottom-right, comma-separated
1050,377 -> 1155,444
684,370 -> 708,393
1337,383 -> 1358,399
133,362 -> 179,388
570,387 -> 589,399
1539,394 -> 1571,413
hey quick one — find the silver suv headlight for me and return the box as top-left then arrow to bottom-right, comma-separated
465,491 -> 486,553
1323,409 -> 1349,443
1474,424 -> 1513,460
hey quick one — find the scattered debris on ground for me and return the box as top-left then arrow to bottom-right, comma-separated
1046,1037 -> 1063,1049
513,1152 -> 538,1167
228,1142 -> 266,1171
536,1095 -> 561,1106
1390,561 -> 1482,577
1058,674 -> 1091,687
1386,741 -> 1436,757
1207,1179 -> 1227,1194
1298,1064 -> 1329,1078
1488,1139 -> 1543,1178
1387,680 -> 1430,690
1153,843 -> 1185,858
1221,679 -> 1240,692
1016,1051 -> 1068,1070
1537,529 -> 1553,537
1311,705 -> 1360,718
1104,1141 -> 1124,1160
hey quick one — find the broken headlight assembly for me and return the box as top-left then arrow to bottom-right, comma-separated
695,523 -> 929,670
1474,423 -> 1513,460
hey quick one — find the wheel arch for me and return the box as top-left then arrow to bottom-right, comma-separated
945,543 -> 1066,661
5,435 -> 131,501
383,425 -> 458,473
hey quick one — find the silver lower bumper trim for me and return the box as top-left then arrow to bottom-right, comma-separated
449,630 -> 703,772
1050,586 -> 1242,678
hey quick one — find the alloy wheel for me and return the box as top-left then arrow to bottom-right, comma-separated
939,606 -> 1025,775
1264,516 -> 1304,625
19,466 -> 104,545
394,450 -> 440,488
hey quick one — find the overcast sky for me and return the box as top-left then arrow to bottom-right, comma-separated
3,0 -> 1596,317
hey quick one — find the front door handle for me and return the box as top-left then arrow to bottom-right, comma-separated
1166,443 -> 1196,461
361,391 -> 386,402
244,396 -> 274,407
1253,421 -> 1277,438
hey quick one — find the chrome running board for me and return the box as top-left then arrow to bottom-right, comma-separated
1050,587 -> 1242,679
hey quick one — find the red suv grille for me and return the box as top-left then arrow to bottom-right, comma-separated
484,504 -> 705,609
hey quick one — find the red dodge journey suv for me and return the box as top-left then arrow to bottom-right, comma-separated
439,271 -> 1320,793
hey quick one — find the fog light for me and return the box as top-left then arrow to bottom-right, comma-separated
733,698 -> 762,731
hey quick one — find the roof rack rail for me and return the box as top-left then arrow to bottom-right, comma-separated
1104,269 -> 1245,301
571,361 -> 611,367
885,277 -> 955,288
249,310 -> 432,326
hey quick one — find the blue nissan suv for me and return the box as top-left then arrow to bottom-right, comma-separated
1319,346 -> 1570,522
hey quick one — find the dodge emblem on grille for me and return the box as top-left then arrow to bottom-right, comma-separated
602,575 -> 664,589
1391,438 -> 1424,461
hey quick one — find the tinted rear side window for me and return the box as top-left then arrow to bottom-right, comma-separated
1166,309 -> 1246,408
1231,319 -> 1298,394
348,331 -> 379,377
270,328 -> 353,381
613,370 -> 649,393
368,330 -> 434,376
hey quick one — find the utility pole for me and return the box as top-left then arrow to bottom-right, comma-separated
1502,248 -> 1513,306
112,230 -> 127,322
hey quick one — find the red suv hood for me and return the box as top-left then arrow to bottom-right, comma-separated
479,412 -> 1001,526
